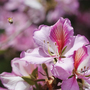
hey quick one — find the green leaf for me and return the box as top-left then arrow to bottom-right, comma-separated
31,67 -> 38,79
22,76 -> 35,85
42,63 -> 49,77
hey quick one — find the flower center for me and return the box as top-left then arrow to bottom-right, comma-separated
73,66 -> 90,77
43,40 -> 66,61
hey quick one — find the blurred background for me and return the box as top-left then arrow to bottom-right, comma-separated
0,0 -> 90,88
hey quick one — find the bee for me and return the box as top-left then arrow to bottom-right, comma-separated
8,17 -> 13,24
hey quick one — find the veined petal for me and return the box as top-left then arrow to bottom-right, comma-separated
0,72 -> 23,90
77,46 -> 90,77
33,17 -> 74,56
61,76 -> 79,90
64,35 -> 89,57
20,48 -> 54,64
80,45 -> 90,68
74,46 -> 88,70
51,57 -> 74,80
50,17 -> 74,54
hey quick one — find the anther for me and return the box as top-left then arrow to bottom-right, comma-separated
87,67 -> 89,70
84,66 -> 86,69
81,68 -> 83,71
55,42 -> 57,45
44,40 -> 45,43
47,41 -> 49,44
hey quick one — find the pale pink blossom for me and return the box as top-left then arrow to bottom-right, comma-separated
0,59 -> 37,90
32,17 -> 89,64
52,46 -> 90,90
0,54 -> 52,90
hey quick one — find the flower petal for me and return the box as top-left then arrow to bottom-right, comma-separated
11,59 -> 37,76
33,25 -> 55,53
61,76 -> 79,90
77,45 -> 90,71
74,46 -> 88,70
20,48 -> 54,64
0,72 -> 23,90
50,17 -> 74,53
51,57 -> 74,80
15,81 -> 32,90
64,34 -> 89,57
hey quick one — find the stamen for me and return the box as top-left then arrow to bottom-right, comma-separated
84,66 -> 86,69
42,40 -> 51,56
43,40 -> 55,57
55,42 -> 57,45
47,41 -> 54,56
81,68 -> 83,71
54,42 -> 59,58
44,40 -> 45,43
47,41 -> 49,44
43,40 -> 60,60
87,66 -> 89,70
80,66 -> 89,77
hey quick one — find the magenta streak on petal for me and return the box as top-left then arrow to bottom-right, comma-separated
50,21 -> 69,54
74,46 -> 88,70
50,21 -> 66,54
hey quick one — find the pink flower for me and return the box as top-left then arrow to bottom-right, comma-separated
32,17 -> 89,64
0,55 -> 52,90
52,46 -> 90,90
0,59 -> 38,90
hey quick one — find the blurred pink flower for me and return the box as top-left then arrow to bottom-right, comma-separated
0,8 -> 37,50
4,0 -> 45,24
10,25 -> 37,51
4,0 -> 25,11
78,11 -> 90,28
47,0 -> 79,22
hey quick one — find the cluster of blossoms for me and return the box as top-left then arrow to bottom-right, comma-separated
1,17 -> 90,90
